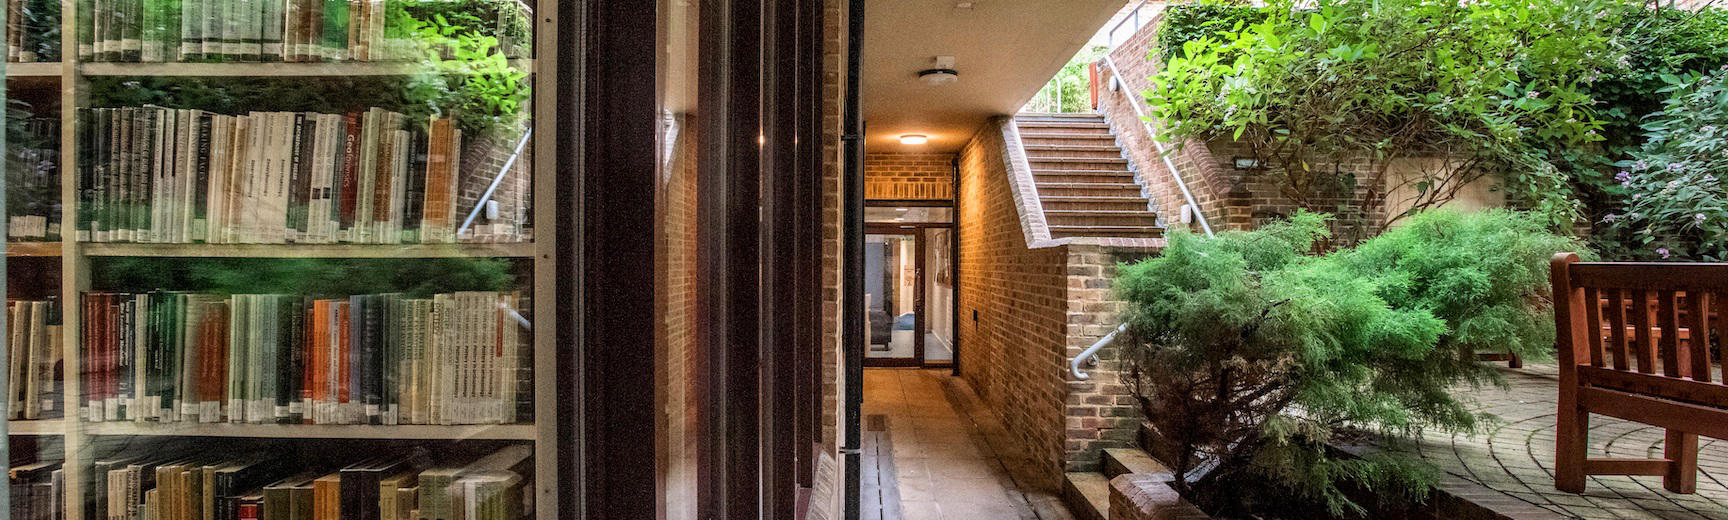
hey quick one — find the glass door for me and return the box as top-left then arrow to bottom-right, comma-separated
864,231 -> 920,366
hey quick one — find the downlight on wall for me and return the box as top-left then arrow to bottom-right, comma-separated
899,134 -> 929,145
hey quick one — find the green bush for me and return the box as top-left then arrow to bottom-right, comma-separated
1156,1 -> 1263,63
1600,69 -> 1728,261
1117,210 -> 1584,517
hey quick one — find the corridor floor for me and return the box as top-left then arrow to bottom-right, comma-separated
861,369 -> 1076,520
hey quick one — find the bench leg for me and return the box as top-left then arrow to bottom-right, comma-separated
1508,353 -> 1522,369
1664,430 -> 1698,494
1556,401 -> 1588,492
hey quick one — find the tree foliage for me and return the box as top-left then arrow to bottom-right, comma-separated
1145,0 -> 1621,239
1116,210 -> 1585,517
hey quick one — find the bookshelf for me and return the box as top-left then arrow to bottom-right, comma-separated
7,242 -> 63,257
0,1 -> 561,519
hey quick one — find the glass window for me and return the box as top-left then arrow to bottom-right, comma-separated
863,206 -> 950,224
8,1 -> 548,518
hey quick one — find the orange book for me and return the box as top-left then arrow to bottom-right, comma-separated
336,301 -> 352,420
313,473 -> 341,520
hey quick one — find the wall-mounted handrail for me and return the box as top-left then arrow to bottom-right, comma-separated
1101,54 -> 1214,238
1072,323 -> 1128,380
1106,1 -> 1153,49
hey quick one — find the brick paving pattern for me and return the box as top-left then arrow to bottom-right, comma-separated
1402,364 -> 1728,519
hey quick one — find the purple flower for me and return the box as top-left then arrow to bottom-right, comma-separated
1667,163 -> 1684,172
1602,213 -> 1618,223
1657,248 -> 1671,259
1697,214 -> 1708,223
1526,91 -> 1541,99
1622,181 -> 1632,188
1615,171 -> 1631,182
1635,160 -> 1649,170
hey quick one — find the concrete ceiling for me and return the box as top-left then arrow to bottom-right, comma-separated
862,0 -> 1127,153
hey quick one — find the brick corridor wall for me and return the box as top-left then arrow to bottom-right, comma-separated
811,2 -> 849,518
455,133 -> 532,240
655,113 -> 700,520
957,126 -> 1073,488
864,152 -> 954,200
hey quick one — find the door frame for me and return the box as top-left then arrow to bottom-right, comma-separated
863,222 -> 956,368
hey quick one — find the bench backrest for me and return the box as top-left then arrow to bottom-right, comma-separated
1552,253 -> 1726,385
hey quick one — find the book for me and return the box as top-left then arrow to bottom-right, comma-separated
7,299 -> 62,420
81,290 -> 527,425
77,107 -> 529,244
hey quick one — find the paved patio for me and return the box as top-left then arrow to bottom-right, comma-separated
1401,364 -> 1728,519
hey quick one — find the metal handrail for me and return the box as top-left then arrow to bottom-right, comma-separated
1072,324 -> 1128,380
1106,1 -> 1153,48
1101,54 -> 1214,238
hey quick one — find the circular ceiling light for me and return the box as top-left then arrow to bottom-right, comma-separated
899,134 -> 929,145
919,68 -> 959,86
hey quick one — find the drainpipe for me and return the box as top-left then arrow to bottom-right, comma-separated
841,0 -> 866,517
950,155 -> 961,378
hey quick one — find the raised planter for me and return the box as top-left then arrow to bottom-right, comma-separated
1109,473 -> 1211,520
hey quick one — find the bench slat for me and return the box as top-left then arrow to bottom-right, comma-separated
1579,386 -> 1728,441
1570,263 -> 1728,292
1583,458 -> 1671,476
1609,289 -> 1630,371
1579,366 -> 1728,409
1688,293 -> 1712,383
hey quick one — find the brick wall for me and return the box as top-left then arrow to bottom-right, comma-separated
811,1 -> 849,518
864,152 -> 954,200
956,122 -> 1163,484
958,125 -> 1073,487
655,113 -> 700,520
455,133 -> 532,241
1062,244 -> 1157,472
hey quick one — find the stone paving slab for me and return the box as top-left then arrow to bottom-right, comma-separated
1396,364 -> 1728,520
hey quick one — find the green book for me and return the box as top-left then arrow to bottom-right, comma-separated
78,0 -> 95,59
322,0 -> 348,60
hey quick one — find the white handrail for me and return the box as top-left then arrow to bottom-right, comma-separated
1072,323 -> 1128,380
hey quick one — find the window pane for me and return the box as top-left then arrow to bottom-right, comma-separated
5,0 -> 549,518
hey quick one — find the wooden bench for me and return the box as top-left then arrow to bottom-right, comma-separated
1550,253 -> 1727,494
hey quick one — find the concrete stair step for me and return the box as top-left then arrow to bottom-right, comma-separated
1046,211 -> 1159,227
1063,472 -> 1111,520
1042,197 -> 1150,211
1023,145 -> 1125,160
1016,122 -> 1111,134
1037,184 -> 1145,198
1050,225 -> 1164,239
1028,157 -> 1130,171
1016,112 -> 1105,121
1034,172 -> 1138,184
1103,448 -> 1169,480
1020,132 -> 1117,141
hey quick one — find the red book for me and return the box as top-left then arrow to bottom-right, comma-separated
336,302 -> 351,414
338,113 -> 360,231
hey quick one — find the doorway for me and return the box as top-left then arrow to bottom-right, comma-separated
864,205 -> 955,368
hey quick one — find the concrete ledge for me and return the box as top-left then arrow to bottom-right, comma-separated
1109,474 -> 1212,520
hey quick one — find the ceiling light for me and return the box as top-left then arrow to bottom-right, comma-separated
919,68 -> 959,86
900,134 -> 929,145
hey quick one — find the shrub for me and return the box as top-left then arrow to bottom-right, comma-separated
1155,1 -> 1263,63
1145,0 -> 1622,239
1117,210 -> 1584,517
1601,69 -> 1728,261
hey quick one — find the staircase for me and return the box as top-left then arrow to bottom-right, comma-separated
1062,448 -> 1171,520
1014,114 -> 1162,240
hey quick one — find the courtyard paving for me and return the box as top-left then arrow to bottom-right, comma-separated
1401,364 -> 1728,519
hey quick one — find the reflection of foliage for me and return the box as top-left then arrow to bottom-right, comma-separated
88,0 -> 530,139
390,3 -> 531,140
1023,46 -> 1107,114
1118,210 -> 1584,517
91,257 -> 523,298
1156,0 -> 1261,63
22,0 -> 61,61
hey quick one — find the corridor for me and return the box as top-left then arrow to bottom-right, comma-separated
860,369 -> 1076,520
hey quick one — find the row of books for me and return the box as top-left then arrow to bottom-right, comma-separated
77,106 -> 519,245
9,117 -> 63,242
78,0 -> 411,63
8,457 -> 62,520
81,291 -> 529,426
7,299 -> 64,420
94,445 -> 529,520
5,0 -> 60,63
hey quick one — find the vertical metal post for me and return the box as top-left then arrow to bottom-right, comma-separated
841,0 -> 866,518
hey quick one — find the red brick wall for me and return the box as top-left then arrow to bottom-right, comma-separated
864,152 -> 954,200
958,125 -> 1073,488
655,113 -> 700,520
1062,244 -> 1157,472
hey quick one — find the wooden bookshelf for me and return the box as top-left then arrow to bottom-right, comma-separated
6,62 -> 63,78
82,242 -> 535,258
82,422 -> 535,440
80,59 -> 534,77
7,242 -> 64,257
19,2 -> 563,518
7,420 -> 67,435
